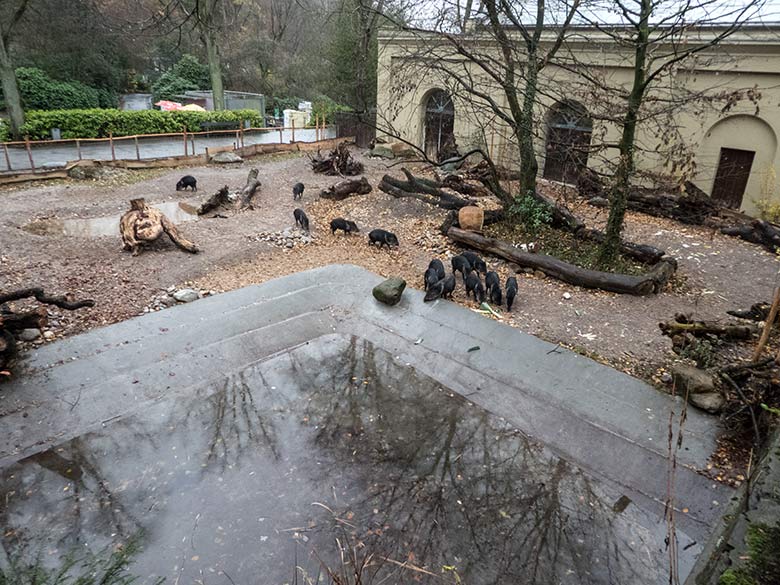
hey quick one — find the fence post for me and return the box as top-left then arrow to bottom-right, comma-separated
291,119 -> 295,143
239,127 -> 245,149
24,136 -> 35,172
75,139 -> 82,160
191,134 -> 196,156
183,127 -> 188,156
109,132 -> 116,161
278,127 -> 283,144
134,136 -> 140,160
2,143 -> 11,171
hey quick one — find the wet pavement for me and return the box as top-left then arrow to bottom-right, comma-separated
1,128 -> 335,172
21,201 -> 199,237
0,265 -> 733,584
1,335 -> 679,584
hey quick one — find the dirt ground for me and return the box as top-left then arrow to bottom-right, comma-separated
2,148 -> 779,384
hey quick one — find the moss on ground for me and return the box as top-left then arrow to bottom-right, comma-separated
719,522 -> 780,585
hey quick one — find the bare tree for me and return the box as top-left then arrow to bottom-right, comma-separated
0,0 -> 31,138
378,0 -> 581,208
573,0 -> 769,265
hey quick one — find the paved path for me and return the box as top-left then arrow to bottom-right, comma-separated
1,127 -> 335,172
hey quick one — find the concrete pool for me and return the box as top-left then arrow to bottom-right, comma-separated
0,265 -> 731,584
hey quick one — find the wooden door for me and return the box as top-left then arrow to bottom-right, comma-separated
543,127 -> 591,184
711,147 -> 755,209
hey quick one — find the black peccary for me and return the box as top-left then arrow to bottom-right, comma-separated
368,229 -> 399,248
462,251 -> 487,274
451,255 -> 472,281
330,218 -> 359,234
485,271 -> 500,294
428,258 -> 445,281
506,276 -> 518,311
293,208 -> 309,232
176,175 -> 197,191
490,283 -> 502,306
424,267 -> 439,290
293,182 -> 305,200
465,272 -> 485,303
424,273 -> 456,302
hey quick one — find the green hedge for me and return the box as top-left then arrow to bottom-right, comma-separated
20,108 -> 265,140
16,67 -> 117,110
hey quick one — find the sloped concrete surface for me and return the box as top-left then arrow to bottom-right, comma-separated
0,264 -> 733,583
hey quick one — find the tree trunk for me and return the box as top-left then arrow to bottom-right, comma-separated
517,57 -> 539,198
378,171 -> 473,209
448,227 -> 676,295
120,198 -> 199,255
598,0 -> 650,266
203,29 -> 225,111
659,320 -> 758,340
0,35 -> 24,139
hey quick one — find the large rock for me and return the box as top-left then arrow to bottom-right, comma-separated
372,277 -> 406,306
210,151 -> 243,164
671,364 -> 725,414
368,145 -> 395,159
173,288 -> 199,303
17,328 -> 41,342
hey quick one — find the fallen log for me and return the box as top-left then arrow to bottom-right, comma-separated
0,307 -> 48,331
575,228 -> 666,264
320,177 -> 372,200
197,186 -> 233,215
447,227 -> 676,295
379,170 -> 474,210
0,288 -> 95,310
120,198 -> 199,256
659,319 -> 759,339
721,219 -> 780,253
727,302 -> 777,323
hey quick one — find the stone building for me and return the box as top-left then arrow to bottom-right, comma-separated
376,25 -> 780,215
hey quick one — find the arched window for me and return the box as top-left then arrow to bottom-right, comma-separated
543,101 -> 592,184
423,90 -> 455,161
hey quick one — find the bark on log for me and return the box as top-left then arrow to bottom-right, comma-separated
727,302 -> 778,322
659,320 -> 759,339
237,168 -> 261,208
319,177 -> 372,200
721,219 -> 780,253
0,288 -> 95,310
379,170 -> 474,210
0,308 -> 48,331
120,198 -> 198,256
310,142 -> 364,176
447,227 -> 676,295
575,228 -> 666,264
197,186 -> 233,215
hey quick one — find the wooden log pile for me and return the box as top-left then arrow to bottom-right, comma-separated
1,288 -> 94,377
448,227 -> 677,295
319,177 -> 373,200
310,142 -> 364,176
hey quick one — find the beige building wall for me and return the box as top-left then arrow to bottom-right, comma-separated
376,27 -> 780,216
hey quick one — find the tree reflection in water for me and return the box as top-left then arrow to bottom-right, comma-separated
0,334 -> 666,585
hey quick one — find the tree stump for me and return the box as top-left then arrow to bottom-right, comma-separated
120,198 -> 199,256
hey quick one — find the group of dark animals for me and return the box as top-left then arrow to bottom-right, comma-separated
176,175 -> 512,307
424,251 -> 518,310
175,175 -> 399,249
292,182 -> 399,249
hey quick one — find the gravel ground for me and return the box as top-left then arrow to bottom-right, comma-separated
2,148 -> 779,382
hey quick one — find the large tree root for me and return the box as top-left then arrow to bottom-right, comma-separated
310,142 -> 364,176
0,288 -> 95,310
448,227 -> 676,295
120,198 -> 199,256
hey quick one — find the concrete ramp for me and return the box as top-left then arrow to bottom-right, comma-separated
0,265 -> 730,584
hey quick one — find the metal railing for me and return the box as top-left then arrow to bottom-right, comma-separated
0,121 -> 335,173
